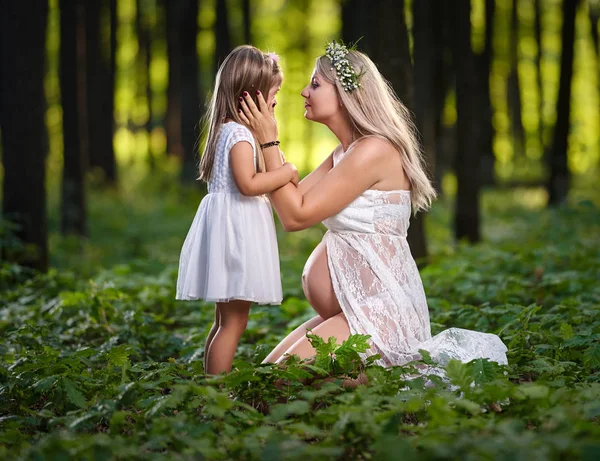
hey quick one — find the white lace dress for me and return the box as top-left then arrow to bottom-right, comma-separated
176,122 -> 283,305
323,160 -> 508,368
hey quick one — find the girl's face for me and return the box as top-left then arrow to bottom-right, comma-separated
266,83 -> 280,114
300,71 -> 341,123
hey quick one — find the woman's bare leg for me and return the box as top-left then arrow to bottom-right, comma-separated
203,306 -> 220,372
205,300 -> 251,375
275,312 -> 351,363
264,241 -> 342,364
262,315 -> 325,364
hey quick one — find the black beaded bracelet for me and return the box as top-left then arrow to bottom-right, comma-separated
260,140 -> 280,149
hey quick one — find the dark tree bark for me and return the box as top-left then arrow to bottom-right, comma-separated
413,0 -> 438,191
589,4 -> 599,56
534,0 -> 545,147
86,0 -> 117,184
453,0 -> 481,243
214,0 -> 231,70
341,0 -> 373,53
60,0 -> 88,236
180,0 -> 202,184
368,0 -> 429,262
242,0 -> 251,44
477,0 -> 496,186
432,2 -> 455,191
0,0 -> 49,271
507,0 -> 525,158
164,0 -> 183,156
136,0 -> 154,169
547,0 -> 579,206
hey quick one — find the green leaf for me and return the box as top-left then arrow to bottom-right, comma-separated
61,377 -> 87,408
469,359 -> 499,384
560,323 -> 574,340
583,344 -> 600,368
107,344 -> 132,368
445,360 -> 473,390
269,400 -> 310,422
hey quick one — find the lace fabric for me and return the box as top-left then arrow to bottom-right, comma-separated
323,189 -> 508,367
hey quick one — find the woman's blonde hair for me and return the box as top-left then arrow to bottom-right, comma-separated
315,50 -> 436,213
198,45 -> 282,182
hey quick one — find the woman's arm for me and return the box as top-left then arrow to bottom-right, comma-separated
264,139 -> 387,231
230,141 -> 298,196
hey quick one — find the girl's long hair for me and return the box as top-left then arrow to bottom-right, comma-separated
198,45 -> 282,182
315,51 -> 436,213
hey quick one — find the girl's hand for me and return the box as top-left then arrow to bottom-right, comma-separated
238,91 -> 278,145
287,162 -> 299,187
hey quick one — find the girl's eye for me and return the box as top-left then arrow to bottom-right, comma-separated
311,82 -> 319,89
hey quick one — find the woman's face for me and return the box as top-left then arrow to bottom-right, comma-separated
300,71 -> 340,123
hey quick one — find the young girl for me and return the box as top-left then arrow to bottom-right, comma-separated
176,45 -> 297,375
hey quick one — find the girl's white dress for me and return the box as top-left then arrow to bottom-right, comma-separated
176,122 -> 283,305
323,150 -> 508,367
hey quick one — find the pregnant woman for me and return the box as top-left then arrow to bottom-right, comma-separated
239,42 -> 508,368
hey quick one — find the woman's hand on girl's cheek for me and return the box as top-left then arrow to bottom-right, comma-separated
239,91 -> 278,144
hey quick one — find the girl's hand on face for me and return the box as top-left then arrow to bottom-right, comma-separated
239,91 -> 278,144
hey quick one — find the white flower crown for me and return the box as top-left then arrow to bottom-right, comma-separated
325,40 -> 362,92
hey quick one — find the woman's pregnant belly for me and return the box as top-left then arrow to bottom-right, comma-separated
302,241 -> 342,320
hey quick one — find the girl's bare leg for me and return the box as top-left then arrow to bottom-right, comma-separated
262,315 -> 325,364
205,300 -> 251,375
275,312 -> 351,363
203,306 -> 220,372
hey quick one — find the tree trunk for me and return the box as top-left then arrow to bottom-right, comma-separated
180,0 -> 202,184
60,0 -> 88,236
0,0 -> 49,271
453,0 -> 481,243
214,0 -> 231,70
136,0 -> 154,168
547,0 -> 579,206
368,0 -> 429,262
478,0 -> 496,186
432,2 -> 455,191
508,0 -> 525,158
341,0 -> 373,53
242,0 -> 251,44
86,0 -> 117,184
164,0 -> 183,156
534,0 -> 545,148
413,0 -> 438,190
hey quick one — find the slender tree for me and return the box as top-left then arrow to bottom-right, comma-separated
547,0 -> 580,205
507,0 -> 525,158
534,0 -> 545,148
180,0 -> 202,183
477,0 -> 496,186
413,0 -> 438,190
85,0 -> 117,184
242,0 -> 251,44
215,0 -> 232,70
60,0 -> 88,236
453,0 -> 481,242
0,0 -> 49,271
368,0 -> 429,261
164,0 -> 183,156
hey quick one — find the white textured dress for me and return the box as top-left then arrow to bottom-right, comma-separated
323,152 -> 508,367
176,122 -> 283,305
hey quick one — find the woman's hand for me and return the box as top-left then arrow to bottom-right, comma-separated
239,91 -> 278,145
